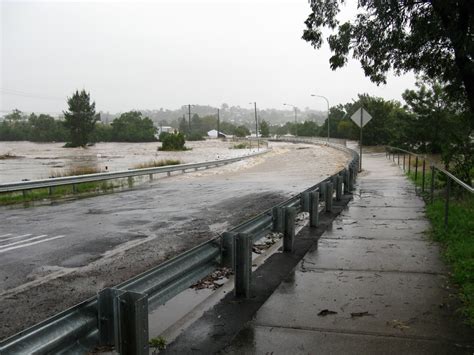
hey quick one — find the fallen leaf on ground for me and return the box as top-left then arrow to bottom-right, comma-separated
318,309 -> 338,316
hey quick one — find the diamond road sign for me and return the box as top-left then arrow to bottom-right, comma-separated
350,107 -> 372,127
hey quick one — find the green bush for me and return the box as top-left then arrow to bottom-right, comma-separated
158,132 -> 170,142
160,132 -> 187,151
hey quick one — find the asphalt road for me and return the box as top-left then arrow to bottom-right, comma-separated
0,141 -> 349,340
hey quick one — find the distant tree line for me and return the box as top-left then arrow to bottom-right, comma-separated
0,109 -> 157,144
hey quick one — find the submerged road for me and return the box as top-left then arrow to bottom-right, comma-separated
0,141 -> 349,340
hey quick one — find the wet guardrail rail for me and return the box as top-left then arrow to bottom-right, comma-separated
0,138 -> 359,354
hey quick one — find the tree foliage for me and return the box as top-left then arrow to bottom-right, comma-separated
234,125 -> 251,137
402,79 -> 473,183
303,0 -> 474,111
0,110 -> 69,142
63,90 -> 98,147
259,120 -> 270,137
160,132 -> 186,151
111,111 -> 156,142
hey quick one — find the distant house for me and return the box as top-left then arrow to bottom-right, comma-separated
156,126 -> 174,135
207,129 -> 230,138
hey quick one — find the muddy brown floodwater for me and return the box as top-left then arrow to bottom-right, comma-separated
0,141 -> 350,341
0,140 -> 262,183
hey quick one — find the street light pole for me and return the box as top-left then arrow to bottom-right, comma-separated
254,102 -> 259,151
283,103 -> 298,136
311,94 -> 330,143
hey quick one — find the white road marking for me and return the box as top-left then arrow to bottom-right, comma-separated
0,235 -> 48,250
0,234 -> 12,238
0,234 -> 32,243
0,235 -> 65,254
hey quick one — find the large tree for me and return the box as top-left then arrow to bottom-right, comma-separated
302,0 -> 474,112
111,111 -> 157,142
63,90 -> 98,147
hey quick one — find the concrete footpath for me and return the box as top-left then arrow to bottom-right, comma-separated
224,151 -> 474,354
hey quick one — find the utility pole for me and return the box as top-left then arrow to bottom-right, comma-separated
217,108 -> 220,139
188,104 -> 192,131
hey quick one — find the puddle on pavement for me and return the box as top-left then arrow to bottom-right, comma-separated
148,287 -> 214,337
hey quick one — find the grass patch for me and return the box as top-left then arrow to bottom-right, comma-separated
50,166 -> 101,178
133,159 -> 182,169
0,181 -> 123,206
149,336 -> 167,353
406,171 -> 474,326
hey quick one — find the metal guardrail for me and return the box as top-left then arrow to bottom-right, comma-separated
0,150 -> 269,194
385,146 -> 473,228
0,139 -> 359,354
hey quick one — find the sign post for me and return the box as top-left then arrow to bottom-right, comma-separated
350,107 -> 372,172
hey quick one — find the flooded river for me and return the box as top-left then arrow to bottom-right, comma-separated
0,140 -> 261,183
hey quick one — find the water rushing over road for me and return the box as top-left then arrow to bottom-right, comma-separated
0,141 -> 349,340
0,140 -> 261,183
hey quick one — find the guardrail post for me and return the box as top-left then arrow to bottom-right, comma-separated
430,166 -> 435,203
309,190 -> 319,227
234,233 -> 252,298
72,184 -> 77,194
167,171 -> 171,177
127,177 -> 133,188
116,291 -> 149,355
272,206 -> 284,233
415,156 -> 418,182
221,232 -> 236,268
343,168 -> 350,194
283,207 -> 296,252
408,155 -> 411,174
397,153 -> 400,166
98,288 -> 149,355
149,174 -> 153,181
422,159 -> 426,193
403,154 -> 406,171
336,175 -> 342,201
444,177 -> 450,229
348,168 -> 354,192
22,190 -> 27,198
325,182 -> 333,213
48,186 -> 53,196
98,288 -> 124,346
301,192 -> 310,212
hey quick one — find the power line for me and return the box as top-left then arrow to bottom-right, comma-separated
0,88 -> 65,101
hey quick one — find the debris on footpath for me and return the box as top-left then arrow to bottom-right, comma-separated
252,232 -> 282,254
191,267 -> 233,290
387,319 -> 410,330
318,309 -> 338,316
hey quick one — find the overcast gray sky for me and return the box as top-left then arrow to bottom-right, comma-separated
1,0 -> 416,115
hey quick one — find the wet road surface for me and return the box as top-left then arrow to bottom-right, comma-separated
0,141 -> 349,340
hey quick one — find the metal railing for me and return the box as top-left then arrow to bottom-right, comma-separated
0,139 -> 359,354
385,146 -> 473,228
0,150 -> 269,195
